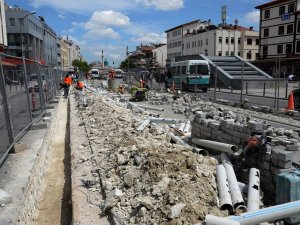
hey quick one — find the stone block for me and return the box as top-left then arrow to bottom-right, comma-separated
30,123 -> 47,130
12,143 -> 29,153
271,166 -> 295,175
277,160 -> 292,169
0,189 -> 12,205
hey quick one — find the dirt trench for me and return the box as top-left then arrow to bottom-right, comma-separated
34,99 -> 72,225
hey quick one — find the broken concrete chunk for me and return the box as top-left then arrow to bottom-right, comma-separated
103,188 -> 123,211
139,196 -> 154,210
168,203 -> 186,219
152,176 -> 170,196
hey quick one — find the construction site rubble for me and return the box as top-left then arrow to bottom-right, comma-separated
76,94 -> 227,224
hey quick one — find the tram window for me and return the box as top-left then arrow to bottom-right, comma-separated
176,66 -> 180,75
197,65 -> 209,74
190,65 -> 196,74
182,66 -> 187,74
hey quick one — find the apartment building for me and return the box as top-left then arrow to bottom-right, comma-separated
0,0 -> 7,52
165,19 -> 259,64
255,0 -> 300,76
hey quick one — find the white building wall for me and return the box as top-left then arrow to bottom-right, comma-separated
153,44 -> 167,67
0,0 -> 7,47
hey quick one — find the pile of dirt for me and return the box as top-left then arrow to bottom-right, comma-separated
76,95 -> 227,224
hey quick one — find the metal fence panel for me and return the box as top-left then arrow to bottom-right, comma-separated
0,53 -> 61,166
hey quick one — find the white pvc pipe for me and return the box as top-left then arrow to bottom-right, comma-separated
192,138 -> 238,154
168,133 -> 188,146
216,165 -> 233,212
127,102 -> 147,114
247,168 -> 260,212
205,215 -> 241,225
178,122 -> 186,132
183,121 -> 190,133
139,105 -> 164,111
149,117 -> 178,124
220,153 -> 246,211
192,147 -> 209,156
229,200 -> 300,225
136,119 -> 150,131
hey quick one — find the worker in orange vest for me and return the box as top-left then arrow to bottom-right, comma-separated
74,80 -> 87,107
75,80 -> 85,90
140,79 -> 145,88
109,69 -> 115,79
63,74 -> 73,98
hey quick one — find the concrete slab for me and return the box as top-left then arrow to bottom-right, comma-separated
0,189 -> 12,205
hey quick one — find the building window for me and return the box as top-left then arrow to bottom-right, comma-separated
288,3 -> 295,13
226,37 -> 229,44
230,51 -> 234,56
231,37 -> 234,44
247,51 -> 252,60
247,39 -> 253,45
219,37 -> 222,44
182,44 -> 184,49
263,46 -> 268,56
206,39 -> 208,45
238,52 -> 241,56
296,41 -> 300,53
278,26 -> 285,35
298,20 -> 300,33
279,6 -> 285,16
264,28 -> 269,37
277,44 -> 283,54
265,9 -> 270,19
218,51 -> 222,56
255,53 -> 259,59
238,38 -> 241,44
287,24 -> 294,34
256,39 -> 259,45
9,18 -> 15,26
286,43 -> 292,54
225,51 -> 229,56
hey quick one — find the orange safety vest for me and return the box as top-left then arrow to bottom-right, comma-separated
64,76 -> 73,85
77,81 -> 84,89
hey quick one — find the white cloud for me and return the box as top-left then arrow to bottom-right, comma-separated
58,14 -> 66,19
82,11 -> 129,40
84,26 -> 120,40
130,32 -> 166,44
134,0 -> 184,11
86,11 -> 130,27
244,10 -> 260,24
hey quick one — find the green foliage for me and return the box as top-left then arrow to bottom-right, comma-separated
72,59 -> 91,72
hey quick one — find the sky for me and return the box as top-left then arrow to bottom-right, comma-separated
4,0 -> 266,66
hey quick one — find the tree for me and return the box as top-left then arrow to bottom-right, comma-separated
72,59 -> 91,72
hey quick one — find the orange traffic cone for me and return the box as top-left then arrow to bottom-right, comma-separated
286,91 -> 295,111
172,80 -> 175,92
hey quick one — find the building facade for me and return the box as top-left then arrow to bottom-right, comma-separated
165,19 -> 259,65
152,44 -> 167,69
0,0 -> 7,52
255,0 -> 300,76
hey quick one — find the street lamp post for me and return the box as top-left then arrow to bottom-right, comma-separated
20,11 -> 36,58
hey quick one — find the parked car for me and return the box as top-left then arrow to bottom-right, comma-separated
115,69 -> 124,78
90,69 -> 100,79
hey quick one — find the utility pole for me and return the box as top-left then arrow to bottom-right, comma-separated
101,49 -> 104,68
20,11 -> 36,58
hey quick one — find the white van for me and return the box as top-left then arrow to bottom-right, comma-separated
90,69 -> 100,79
114,69 -> 124,78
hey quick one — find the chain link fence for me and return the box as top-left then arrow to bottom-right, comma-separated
0,53 -> 63,166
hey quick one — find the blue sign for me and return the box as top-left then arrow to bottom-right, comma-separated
281,14 -> 291,21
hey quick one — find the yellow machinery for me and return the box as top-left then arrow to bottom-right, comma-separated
130,86 -> 148,101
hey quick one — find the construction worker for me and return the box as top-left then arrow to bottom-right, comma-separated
63,74 -> 73,98
74,79 -> 87,106
140,79 -> 145,88
109,69 -> 115,79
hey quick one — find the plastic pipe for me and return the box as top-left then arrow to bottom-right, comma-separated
191,138 -> 238,154
205,215 -> 241,225
192,147 -> 209,156
168,133 -> 188,146
247,168 -> 260,212
216,164 -> 233,212
183,121 -> 190,133
139,105 -> 164,111
136,119 -> 150,131
220,153 -> 246,211
229,200 -> 300,225
178,122 -> 186,132
127,102 -> 147,114
149,117 -> 178,124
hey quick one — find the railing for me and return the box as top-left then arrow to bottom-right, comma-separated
0,53 -> 63,166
